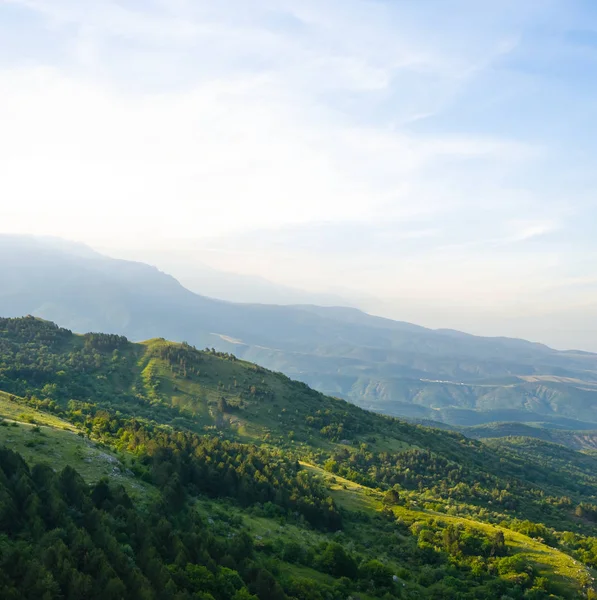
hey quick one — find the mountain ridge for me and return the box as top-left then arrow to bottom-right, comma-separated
2,233 -> 597,428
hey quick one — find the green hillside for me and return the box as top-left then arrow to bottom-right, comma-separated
0,392 -> 593,599
0,391 -> 152,499
2,317 -> 597,598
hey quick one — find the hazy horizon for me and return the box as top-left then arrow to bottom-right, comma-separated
2,1 -> 597,351
2,231 -> 594,354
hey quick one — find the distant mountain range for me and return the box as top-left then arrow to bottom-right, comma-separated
2,233 -> 597,429
117,249 -> 354,307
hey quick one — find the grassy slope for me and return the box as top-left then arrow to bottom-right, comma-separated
302,463 -> 594,598
137,341 -> 597,500
139,339 -> 475,452
0,390 -> 77,430
193,496 -> 382,600
1,378 -> 591,596
192,463 -> 593,599
0,391 -> 150,500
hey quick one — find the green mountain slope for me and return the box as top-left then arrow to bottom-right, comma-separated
0,390 -> 593,599
3,234 -> 597,427
3,317 -> 597,597
0,391 -> 151,499
0,316 -> 596,517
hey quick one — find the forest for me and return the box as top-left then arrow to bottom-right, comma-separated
1,316 -> 597,599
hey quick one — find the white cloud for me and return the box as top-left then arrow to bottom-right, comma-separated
2,0 -> 595,349
507,221 -> 559,242
5,0 -> 203,43
0,62 -> 539,243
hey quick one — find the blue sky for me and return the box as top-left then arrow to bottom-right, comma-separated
1,0 -> 597,348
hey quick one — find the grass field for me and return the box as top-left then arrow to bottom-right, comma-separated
0,390 -> 77,430
137,339 -> 358,446
0,392 -> 150,500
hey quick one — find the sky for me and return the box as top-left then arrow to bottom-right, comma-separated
1,0 -> 597,349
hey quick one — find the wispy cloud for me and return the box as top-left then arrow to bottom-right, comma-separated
1,0 -> 596,348
507,221 -> 559,242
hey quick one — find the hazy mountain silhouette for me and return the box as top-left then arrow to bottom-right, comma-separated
2,233 -> 597,428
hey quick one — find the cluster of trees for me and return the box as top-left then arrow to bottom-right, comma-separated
322,446 -> 521,508
83,332 -> 129,351
132,431 -> 343,531
0,315 -> 72,346
150,341 -> 206,379
319,444 -> 597,533
202,348 -> 239,361
305,408 -> 367,442
0,318 -> 139,406
503,519 -> 556,545
575,503 -> 597,522
411,521 -> 506,560
0,446 -> 265,600
561,531 -> 597,571
60,408 -> 341,531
